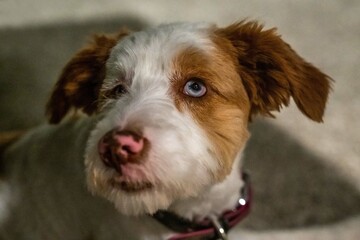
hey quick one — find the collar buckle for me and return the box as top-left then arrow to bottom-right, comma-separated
209,215 -> 228,240
155,171 -> 252,240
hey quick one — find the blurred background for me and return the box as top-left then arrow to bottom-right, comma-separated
0,0 -> 359,239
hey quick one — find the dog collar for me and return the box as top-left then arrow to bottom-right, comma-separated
153,172 -> 252,240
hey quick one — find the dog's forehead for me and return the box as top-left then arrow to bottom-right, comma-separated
106,23 -> 214,83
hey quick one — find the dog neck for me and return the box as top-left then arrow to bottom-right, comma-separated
166,152 -> 244,221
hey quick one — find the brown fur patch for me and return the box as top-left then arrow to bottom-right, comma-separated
171,45 -> 250,180
170,21 -> 331,179
215,21 -> 332,122
46,29 -> 130,124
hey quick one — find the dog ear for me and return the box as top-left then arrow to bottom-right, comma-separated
46,29 -> 129,124
216,21 -> 332,122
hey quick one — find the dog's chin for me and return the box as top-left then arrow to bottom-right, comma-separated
86,168 -> 211,216
86,172 -> 175,215
109,177 -> 153,193
112,188 -> 173,216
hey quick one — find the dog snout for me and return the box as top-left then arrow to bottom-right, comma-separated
98,128 -> 148,173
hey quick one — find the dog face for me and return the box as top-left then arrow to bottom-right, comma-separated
46,22 -> 331,215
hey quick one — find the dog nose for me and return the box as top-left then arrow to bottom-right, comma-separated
98,128 -> 146,172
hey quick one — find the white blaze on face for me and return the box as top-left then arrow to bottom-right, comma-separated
84,23 -> 222,215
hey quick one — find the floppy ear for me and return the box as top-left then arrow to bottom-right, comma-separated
46,29 -> 129,124
217,21 -> 332,122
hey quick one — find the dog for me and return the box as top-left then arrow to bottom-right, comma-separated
0,21 -> 331,239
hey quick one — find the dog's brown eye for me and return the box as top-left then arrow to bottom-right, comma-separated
183,78 -> 207,98
106,84 -> 127,98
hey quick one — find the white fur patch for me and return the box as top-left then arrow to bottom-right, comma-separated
168,151 -> 244,220
85,23 -> 223,215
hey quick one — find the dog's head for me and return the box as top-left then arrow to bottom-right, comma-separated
46,21 -> 331,215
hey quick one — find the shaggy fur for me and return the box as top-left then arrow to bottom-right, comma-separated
0,21 -> 330,239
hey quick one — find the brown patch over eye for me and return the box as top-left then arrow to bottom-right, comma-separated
171,45 -> 251,180
46,28 -> 130,124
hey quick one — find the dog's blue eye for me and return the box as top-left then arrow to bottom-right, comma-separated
183,79 -> 207,97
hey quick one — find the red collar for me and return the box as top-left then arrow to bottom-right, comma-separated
153,172 -> 252,240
